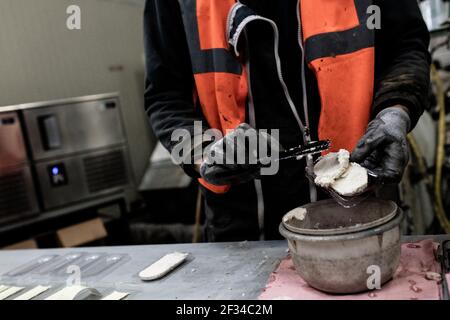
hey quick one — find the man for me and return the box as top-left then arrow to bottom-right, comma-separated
144,0 -> 430,242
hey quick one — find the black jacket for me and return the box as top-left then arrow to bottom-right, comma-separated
143,0 -> 431,241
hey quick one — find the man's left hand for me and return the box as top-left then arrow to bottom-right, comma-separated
350,106 -> 411,184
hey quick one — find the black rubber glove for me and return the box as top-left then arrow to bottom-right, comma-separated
200,123 -> 280,186
350,106 -> 411,184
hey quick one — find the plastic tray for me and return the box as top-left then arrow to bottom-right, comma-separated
2,252 -> 130,282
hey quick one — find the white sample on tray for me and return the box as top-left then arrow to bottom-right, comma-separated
101,291 -> 130,300
14,285 -> 51,300
45,285 -> 101,300
139,252 -> 189,281
0,286 -> 25,300
0,285 -> 9,293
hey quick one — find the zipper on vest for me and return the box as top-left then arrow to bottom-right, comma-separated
297,0 -> 317,202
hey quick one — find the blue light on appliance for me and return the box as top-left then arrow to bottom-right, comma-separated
48,163 -> 68,186
52,167 -> 59,176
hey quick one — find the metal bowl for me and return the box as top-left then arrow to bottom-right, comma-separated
279,198 -> 403,294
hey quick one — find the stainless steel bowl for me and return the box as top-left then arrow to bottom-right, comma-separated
279,198 -> 403,294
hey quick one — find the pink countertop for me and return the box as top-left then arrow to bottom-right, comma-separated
259,239 -> 445,300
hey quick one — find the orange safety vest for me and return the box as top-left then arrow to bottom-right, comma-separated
178,0 -> 374,193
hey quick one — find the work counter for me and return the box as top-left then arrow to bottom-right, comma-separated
0,236 -> 449,300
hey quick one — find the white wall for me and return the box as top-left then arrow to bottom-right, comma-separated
0,0 -> 153,189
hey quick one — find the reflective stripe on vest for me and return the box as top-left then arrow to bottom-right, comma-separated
178,0 -> 248,193
300,0 -> 374,153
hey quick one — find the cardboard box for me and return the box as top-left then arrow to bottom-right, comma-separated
57,218 -> 107,247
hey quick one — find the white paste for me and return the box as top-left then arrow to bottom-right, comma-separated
283,208 -> 307,224
14,285 -> 51,300
331,163 -> 368,196
314,149 -> 350,187
313,149 -> 369,196
101,291 -> 130,300
0,286 -> 24,300
425,272 -> 442,282
45,285 -> 101,300
139,252 -> 189,281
